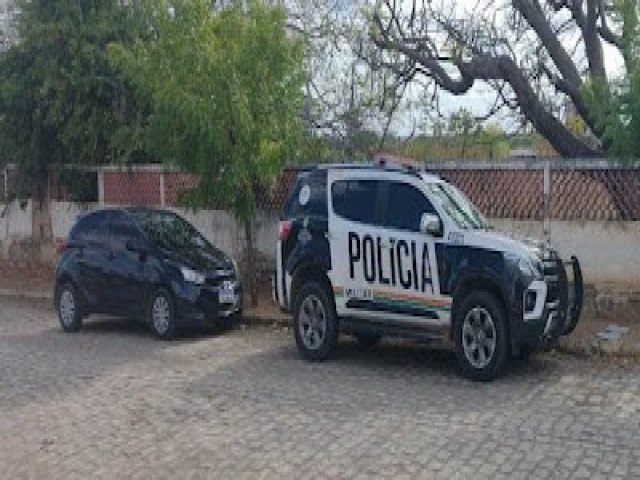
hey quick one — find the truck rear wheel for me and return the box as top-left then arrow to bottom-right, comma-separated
293,281 -> 338,362
453,291 -> 508,381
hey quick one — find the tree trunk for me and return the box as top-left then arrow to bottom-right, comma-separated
243,217 -> 258,307
32,176 -> 53,262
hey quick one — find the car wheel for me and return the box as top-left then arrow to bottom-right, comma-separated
354,331 -> 382,348
56,282 -> 83,332
148,288 -> 176,340
293,281 -> 338,362
453,291 -> 508,381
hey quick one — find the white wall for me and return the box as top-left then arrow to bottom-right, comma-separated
3,202 -> 640,287
491,219 -> 640,283
50,201 -> 98,239
43,201 -> 276,260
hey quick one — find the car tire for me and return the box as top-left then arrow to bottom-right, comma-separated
354,332 -> 382,348
56,282 -> 83,332
148,288 -> 177,340
293,281 -> 338,362
453,291 -> 508,382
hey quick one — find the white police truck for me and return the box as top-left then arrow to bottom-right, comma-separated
274,163 -> 583,381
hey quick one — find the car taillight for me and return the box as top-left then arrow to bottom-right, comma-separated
56,239 -> 68,254
278,220 -> 293,241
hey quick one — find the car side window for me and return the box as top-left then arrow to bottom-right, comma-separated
110,212 -> 145,253
384,181 -> 436,232
331,179 -> 380,225
71,212 -> 109,247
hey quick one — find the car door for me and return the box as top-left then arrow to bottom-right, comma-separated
105,211 -> 149,317
74,211 -> 111,310
376,179 -> 451,328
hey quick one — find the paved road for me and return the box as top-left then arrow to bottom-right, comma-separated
1,296 -> 640,479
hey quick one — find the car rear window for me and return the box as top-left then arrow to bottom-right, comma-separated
70,211 -> 109,246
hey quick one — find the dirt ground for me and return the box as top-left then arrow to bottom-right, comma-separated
0,259 -> 55,293
1,259 -> 638,355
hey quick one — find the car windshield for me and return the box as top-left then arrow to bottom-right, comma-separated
425,181 -> 488,230
130,210 -> 209,252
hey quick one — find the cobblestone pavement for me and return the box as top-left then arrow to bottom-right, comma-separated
1,296 -> 640,479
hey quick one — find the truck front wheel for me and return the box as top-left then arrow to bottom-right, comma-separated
453,291 -> 509,381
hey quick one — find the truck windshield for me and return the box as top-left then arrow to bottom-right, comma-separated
425,182 -> 488,230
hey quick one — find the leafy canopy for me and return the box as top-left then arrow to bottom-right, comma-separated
111,0 -> 306,221
0,0 -> 149,198
584,0 -> 640,158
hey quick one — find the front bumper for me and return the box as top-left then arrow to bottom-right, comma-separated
513,255 -> 583,351
173,280 -> 243,327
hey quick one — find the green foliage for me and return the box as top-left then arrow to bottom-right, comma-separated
400,110 -> 510,161
111,0 -> 306,222
584,0 -> 640,158
0,0 -> 150,200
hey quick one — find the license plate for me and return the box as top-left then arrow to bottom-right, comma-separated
219,281 -> 236,304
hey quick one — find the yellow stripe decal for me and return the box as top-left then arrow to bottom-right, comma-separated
333,286 -> 451,310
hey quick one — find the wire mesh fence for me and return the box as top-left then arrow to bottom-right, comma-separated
2,161 -> 640,221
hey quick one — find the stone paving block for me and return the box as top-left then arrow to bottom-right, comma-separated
1,296 -> 640,478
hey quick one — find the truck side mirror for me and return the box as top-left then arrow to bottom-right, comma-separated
420,213 -> 442,237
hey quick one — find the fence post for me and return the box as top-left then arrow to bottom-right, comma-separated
160,171 -> 165,207
97,168 -> 105,207
543,158 -> 551,249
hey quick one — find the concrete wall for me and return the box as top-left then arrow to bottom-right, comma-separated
491,219 -> 640,284
2,201 -> 279,262
2,201 -> 639,290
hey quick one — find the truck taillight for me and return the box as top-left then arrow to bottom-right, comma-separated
278,220 -> 293,241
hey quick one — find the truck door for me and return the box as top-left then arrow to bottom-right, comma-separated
376,180 -> 450,328
327,170 -> 384,319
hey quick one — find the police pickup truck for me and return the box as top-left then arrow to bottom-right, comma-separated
274,163 -> 583,381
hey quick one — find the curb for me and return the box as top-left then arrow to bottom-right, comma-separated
239,314 -> 290,329
0,289 -> 53,301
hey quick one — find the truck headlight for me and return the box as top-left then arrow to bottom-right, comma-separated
180,267 -> 206,285
505,253 -> 538,278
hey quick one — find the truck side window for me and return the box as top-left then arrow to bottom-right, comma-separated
332,180 -> 379,225
385,182 -> 436,232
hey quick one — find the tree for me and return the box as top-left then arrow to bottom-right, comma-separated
112,0 -> 305,305
369,0 -> 638,158
287,0 -> 418,159
0,0 -> 149,238
584,0 -> 640,157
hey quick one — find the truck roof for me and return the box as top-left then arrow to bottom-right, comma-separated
301,162 -> 442,182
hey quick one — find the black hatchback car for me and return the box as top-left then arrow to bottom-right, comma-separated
54,208 -> 242,339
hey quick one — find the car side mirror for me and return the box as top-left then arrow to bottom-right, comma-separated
126,238 -> 147,255
420,213 -> 442,237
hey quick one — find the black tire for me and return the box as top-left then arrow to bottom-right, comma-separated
293,281 -> 338,362
56,282 -> 83,332
354,331 -> 382,348
148,288 -> 177,340
453,291 -> 509,381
